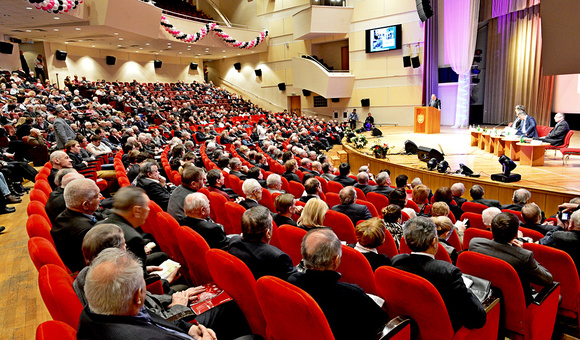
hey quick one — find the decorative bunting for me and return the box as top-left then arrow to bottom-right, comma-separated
24,0 -> 83,14
161,15 -> 268,49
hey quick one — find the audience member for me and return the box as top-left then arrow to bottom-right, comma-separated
521,203 -> 555,235
299,178 -> 323,204
45,170 -> 82,224
134,161 -> 171,211
182,193 -> 228,249
539,210 -> 580,274
266,173 -> 285,194
333,162 -> 356,187
351,217 -> 391,271
167,165 -> 205,222
469,185 -> 501,208
371,171 -> 393,197
481,207 -> 502,230
297,197 -> 328,231
451,183 -> 467,208
331,186 -> 371,226
273,193 -> 298,227
240,179 -> 262,210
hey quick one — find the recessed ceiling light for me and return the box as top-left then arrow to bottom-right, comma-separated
167,42 -> 171,44
237,53 -> 240,55
179,52 -> 182,54
78,40 -> 83,42
26,7 -> 32,10
117,44 -> 121,47
91,45 -> 95,47
114,32 -> 119,35
65,41 -> 68,44
54,16 -> 60,20
26,30 -> 31,33
222,50 -> 225,52
146,43 -> 150,46
160,50 -> 163,52
155,53 -> 159,55
119,38 -> 123,41
54,29 -> 59,31
167,46 -> 171,48
75,28 -> 81,31
140,47 -> 143,50
251,51 -> 255,53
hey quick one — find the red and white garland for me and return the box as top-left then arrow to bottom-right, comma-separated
161,15 -> 268,49
25,0 -> 83,14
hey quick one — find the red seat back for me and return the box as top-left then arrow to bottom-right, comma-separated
27,200 -> 52,223
256,276 -> 334,340
519,226 -> 543,242
259,188 -> 276,213
327,181 -> 343,194
315,176 -> 329,194
224,202 -> 246,235
354,187 -> 366,201
399,237 -> 452,263
323,210 -> 357,244
376,229 -> 399,259
357,199 -> 378,218
325,192 -> 341,208
38,264 -> 83,329
460,212 -> 486,230
462,201 -> 488,214
278,225 -> 307,266
207,192 -> 232,234
404,199 -> 420,213
177,227 -> 213,286
206,249 -> 267,339
462,228 -> 493,249
337,245 -> 377,295
229,175 -> 244,197
502,209 -> 524,222
36,320 -> 77,340
366,192 -> 389,215
288,181 -> 305,199
28,236 -> 71,274
27,214 -> 55,247
30,188 -> 48,205
34,179 -> 53,196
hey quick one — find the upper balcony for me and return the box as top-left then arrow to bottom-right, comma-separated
292,5 -> 354,41
292,56 -> 355,98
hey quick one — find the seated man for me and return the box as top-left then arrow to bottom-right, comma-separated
134,160 -> 171,211
229,206 -> 296,280
469,185 -> 501,208
45,170 -> 82,224
354,171 -> 377,196
266,173 -> 285,194
392,217 -> 486,331
51,178 -> 100,272
535,113 -> 570,146
371,171 -> 394,197
167,165 -> 205,223
539,210 -> 580,275
206,168 -> 236,201
229,157 -> 248,180
333,162 -> 356,187
239,179 -> 263,210
182,193 -> 229,250
521,203 -> 556,235
501,188 -> 545,221
514,109 -> 538,138
469,212 -> 553,305
282,159 -> 301,183
273,193 -> 298,227
47,150 -> 73,189
77,248 -> 218,340
451,183 -> 467,208
288,228 -> 388,340
331,186 -> 372,226
299,178 -> 324,204
482,207 -> 502,230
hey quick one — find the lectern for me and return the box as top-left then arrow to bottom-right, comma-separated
414,106 -> 440,134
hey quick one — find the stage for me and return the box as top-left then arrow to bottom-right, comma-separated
340,126 -> 580,216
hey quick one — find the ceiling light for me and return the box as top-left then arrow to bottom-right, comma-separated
75,28 -> 81,31
91,45 -> 95,47
54,17 -> 60,20
54,29 -> 59,31
179,52 -> 182,54
222,50 -> 226,52
119,38 -> 123,40
140,47 -> 143,50
146,43 -> 150,46
26,7 -> 32,10
117,44 -> 121,47
237,53 -> 240,55
167,42 -> 171,44
64,41 -> 68,44
26,30 -> 31,33
78,40 -> 83,42
114,32 -> 119,35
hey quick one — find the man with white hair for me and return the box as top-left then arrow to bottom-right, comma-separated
451,183 -> 467,208
481,207 -> 501,230
51,178 -> 101,272
47,150 -> 73,189
240,179 -> 263,210
371,171 -> 393,197
266,173 -> 285,194
45,170 -> 82,224
182,192 -> 229,249
354,171 -> 376,196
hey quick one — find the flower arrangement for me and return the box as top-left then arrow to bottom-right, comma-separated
161,15 -> 268,49
370,140 -> 392,158
351,134 -> 368,149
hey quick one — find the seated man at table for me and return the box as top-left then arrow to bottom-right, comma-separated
534,113 -> 570,146
515,109 -> 538,138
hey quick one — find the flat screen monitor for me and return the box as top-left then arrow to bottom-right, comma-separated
365,24 -> 402,53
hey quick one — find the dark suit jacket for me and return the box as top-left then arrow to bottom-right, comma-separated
95,213 -> 148,267
471,198 -> 501,209
77,307 -> 193,340
453,195 -> 467,208
469,237 -> 553,304
288,270 -> 388,340
51,208 -> 96,272
182,217 -> 228,249
282,171 -> 300,183
392,253 -> 486,331
520,222 -> 555,236
429,98 -> 441,110
45,187 -> 66,225
331,203 -> 372,225
228,236 -> 296,280
354,183 -> 377,196
540,120 -> 570,146
372,185 -> 394,197
516,116 -> 538,138
240,199 -> 260,210
230,170 -> 247,180
273,214 -> 297,227
135,177 -> 171,211
333,175 -> 356,187
545,229 -> 580,274
167,184 -> 197,223
67,152 -> 87,170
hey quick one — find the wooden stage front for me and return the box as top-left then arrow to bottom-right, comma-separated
343,126 -> 580,216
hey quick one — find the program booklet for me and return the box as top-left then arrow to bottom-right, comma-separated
190,282 -> 233,315
150,259 -> 181,280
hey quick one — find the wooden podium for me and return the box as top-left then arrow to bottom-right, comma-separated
414,106 -> 441,134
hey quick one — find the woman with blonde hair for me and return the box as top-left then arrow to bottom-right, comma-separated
297,198 -> 328,231
351,217 -> 391,271
412,184 -> 430,213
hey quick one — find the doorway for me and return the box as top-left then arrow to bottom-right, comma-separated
288,96 -> 301,116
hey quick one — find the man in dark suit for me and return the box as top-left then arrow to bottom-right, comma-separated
521,203 -> 556,235
51,178 -> 100,272
469,212 -> 553,305
77,248 -> 219,340
239,179 -> 262,210
536,113 -> 570,146
429,94 -> 441,110
392,217 -> 486,331
282,159 -> 301,183
299,178 -> 324,205
515,111 -> 538,138
371,171 -> 394,197
289,228 -> 388,340
331,186 -> 372,225
46,171 -> 83,225
229,206 -> 296,280
469,185 -> 501,208
167,165 -> 205,223
182,192 -> 229,249
229,157 -> 248,180
451,183 -> 467,208
273,193 -> 298,227
134,161 -> 171,211
354,171 -> 377,196
539,210 -> 580,275
333,162 -> 356,187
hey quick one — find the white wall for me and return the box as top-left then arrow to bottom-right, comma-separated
0,39 -> 21,72
553,74 -> 580,113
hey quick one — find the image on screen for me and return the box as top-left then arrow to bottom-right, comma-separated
365,24 -> 402,53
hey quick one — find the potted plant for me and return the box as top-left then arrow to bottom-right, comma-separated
351,134 -> 368,149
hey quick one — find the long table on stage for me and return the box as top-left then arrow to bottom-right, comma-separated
341,126 -> 580,217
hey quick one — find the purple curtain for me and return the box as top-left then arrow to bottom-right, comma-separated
423,0 -> 439,106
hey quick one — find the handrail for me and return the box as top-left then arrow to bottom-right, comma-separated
203,0 -> 232,27
216,76 -> 285,112
162,10 -> 260,30
299,54 -> 351,73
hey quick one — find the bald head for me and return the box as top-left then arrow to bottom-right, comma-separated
301,228 -> 342,271
60,172 -> 84,188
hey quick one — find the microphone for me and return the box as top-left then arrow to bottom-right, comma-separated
492,121 -> 508,129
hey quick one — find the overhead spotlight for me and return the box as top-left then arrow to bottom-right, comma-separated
473,56 -> 482,63
427,158 -> 439,170
437,160 -> 449,173
458,163 -> 479,177
491,155 -> 521,182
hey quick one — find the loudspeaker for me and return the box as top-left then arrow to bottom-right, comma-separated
0,42 -> 13,55
106,56 -> 116,65
403,56 -> 411,68
372,128 -> 382,137
416,0 -> 434,22
331,98 -> 340,103
278,83 -> 286,91
417,146 -> 444,162
190,63 -> 198,70
404,140 -> 418,154
361,98 -> 370,107
302,89 -> 311,97
333,111 -> 339,119
343,111 -> 348,118
411,56 -> 420,68
254,69 -> 262,76
234,62 -> 241,70
55,50 -> 67,61
154,60 -> 162,68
